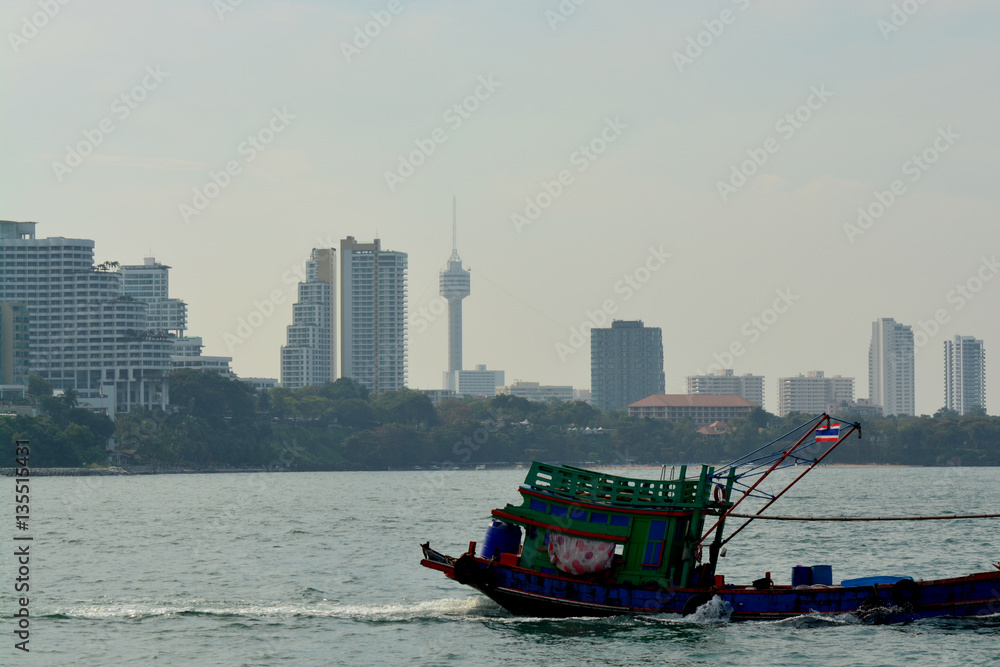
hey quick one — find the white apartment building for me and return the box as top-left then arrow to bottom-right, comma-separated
0,221 -> 172,415
944,335 -> 986,415
777,371 -> 854,417
446,364 -> 504,397
869,318 -> 915,416
171,336 -> 234,378
120,257 -> 187,336
686,369 -> 765,406
340,237 -> 407,394
280,248 -> 336,389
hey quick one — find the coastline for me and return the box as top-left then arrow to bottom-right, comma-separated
0,462 -> 952,477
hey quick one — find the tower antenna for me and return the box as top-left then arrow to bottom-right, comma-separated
450,196 -> 460,261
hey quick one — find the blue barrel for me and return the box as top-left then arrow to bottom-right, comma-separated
791,565 -> 813,587
480,520 -> 522,559
811,565 -> 833,586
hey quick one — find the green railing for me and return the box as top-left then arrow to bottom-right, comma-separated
522,461 -> 712,510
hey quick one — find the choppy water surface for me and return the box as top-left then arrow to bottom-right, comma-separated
1,467 -> 998,665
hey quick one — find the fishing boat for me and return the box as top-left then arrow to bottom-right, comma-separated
420,414 -> 1000,622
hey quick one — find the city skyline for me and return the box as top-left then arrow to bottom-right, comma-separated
5,218 -> 996,417
4,1 -> 999,416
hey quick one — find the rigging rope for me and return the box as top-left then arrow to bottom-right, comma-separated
723,512 -> 1000,522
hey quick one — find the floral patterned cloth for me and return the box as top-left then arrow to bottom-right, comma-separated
547,534 -> 615,575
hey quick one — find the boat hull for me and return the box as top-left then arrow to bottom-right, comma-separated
421,548 -> 1000,622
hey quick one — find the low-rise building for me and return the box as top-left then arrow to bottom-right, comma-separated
628,394 -> 755,425
498,381 -> 574,403
417,388 -> 457,406
777,371 -> 854,417
242,377 -> 279,393
446,364 -> 505,397
686,369 -> 764,406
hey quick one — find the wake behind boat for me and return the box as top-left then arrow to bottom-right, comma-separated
420,414 -> 1000,622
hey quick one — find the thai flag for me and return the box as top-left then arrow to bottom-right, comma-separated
815,423 -> 841,442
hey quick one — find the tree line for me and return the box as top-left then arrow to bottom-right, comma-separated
2,371 -> 999,469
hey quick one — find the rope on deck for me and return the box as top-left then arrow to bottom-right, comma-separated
724,512 -> 1000,522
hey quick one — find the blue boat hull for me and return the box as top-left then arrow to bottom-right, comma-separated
422,548 -> 1000,622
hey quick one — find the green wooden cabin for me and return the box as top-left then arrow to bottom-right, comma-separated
491,462 -> 734,588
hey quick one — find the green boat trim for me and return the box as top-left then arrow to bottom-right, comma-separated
490,461 -> 737,589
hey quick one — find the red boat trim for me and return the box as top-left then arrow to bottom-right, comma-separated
419,559 -> 453,575
491,509 -> 628,542
519,488 -> 697,517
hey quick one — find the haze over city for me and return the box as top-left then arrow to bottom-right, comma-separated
3,0 -> 999,415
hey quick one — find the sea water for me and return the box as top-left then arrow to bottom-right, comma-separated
1,467 -> 998,665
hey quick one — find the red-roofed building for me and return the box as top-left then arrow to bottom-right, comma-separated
628,394 -> 755,425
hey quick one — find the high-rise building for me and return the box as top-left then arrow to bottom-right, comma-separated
869,317 -> 915,416
777,371 -> 854,417
120,257 -> 188,336
280,248 -> 336,389
686,369 -> 765,406
340,237 -> 407,394
122,257 -> 232,378
440,197 -> 470,391
0,221 -> 172,415
590,320 -> 664,412
944,335 -> 986,415
0,302 -> 30,397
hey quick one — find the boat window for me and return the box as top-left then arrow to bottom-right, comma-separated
590,512 -> 608,524
549,505 -> 567,518
570,509 -> 587,521
610,515 -> 629,527
529,499 -> 547,513
642,520 -> 667,567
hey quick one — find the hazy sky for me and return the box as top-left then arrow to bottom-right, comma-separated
3,0 -> 999,415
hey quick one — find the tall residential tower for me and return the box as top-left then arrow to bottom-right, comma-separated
944,335 -> 985,415
868,317 -> 915,417
440,197 -> 470,391
280,248 -> 337,389
591,320 -> 665,412
340,236 -> 408,394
